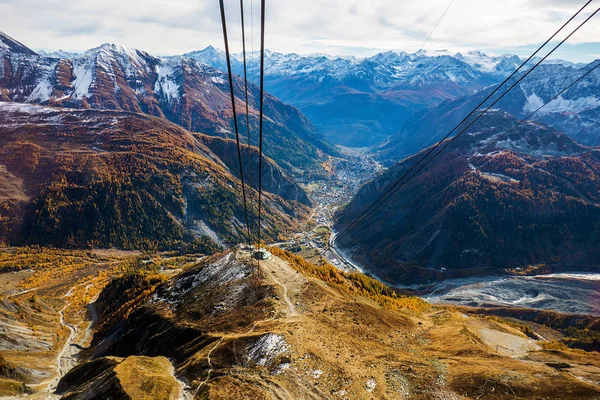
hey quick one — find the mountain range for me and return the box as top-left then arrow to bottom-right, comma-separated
188,47 -> 523,147
337,110 -> 600,284
190,46 -> 599,153
0,31 -> 337,173
12,33 -> 598,156
21,42 -> 531,148
0,30 -> 343,249
376,60 -> 600,165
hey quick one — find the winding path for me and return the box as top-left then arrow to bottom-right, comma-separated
47,287 -> 82,396
38,282 -> 97,397
191,337 -> 224,396
264,268 -> 297,316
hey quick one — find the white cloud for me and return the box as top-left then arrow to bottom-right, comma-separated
0,0 -> 598,61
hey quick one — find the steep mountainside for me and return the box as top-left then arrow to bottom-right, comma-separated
0,31 -> 337,172
377,60 -> 600,164
337,111 -> 600,284
0,102 -> 308,249
200,135 -> 312,206
188,47 -> 523,147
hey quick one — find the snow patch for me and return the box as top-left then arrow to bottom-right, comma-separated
71,63 -> 93,99
246,333 -> 290,367
366,378 -> 377,392
155,64 -> 180,102
272,362 -> 290,375
539,95 -> 599,114
523,92 -> 545,113
445,71 -> 457,82
170,253 -> 249,299
26,78 -> 53,103
0,101 -> 57,115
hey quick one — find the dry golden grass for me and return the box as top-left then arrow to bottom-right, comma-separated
3,248 -> 599,400
113,356 -> 181,400
270,246 -> 430,313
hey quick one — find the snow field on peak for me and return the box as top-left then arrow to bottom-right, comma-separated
524,92 -> 600,115
155,63 -> 180,102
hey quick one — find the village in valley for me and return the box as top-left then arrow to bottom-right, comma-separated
276,147 -> 384,270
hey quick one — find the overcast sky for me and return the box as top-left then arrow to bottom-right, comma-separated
1,0 -> 598,62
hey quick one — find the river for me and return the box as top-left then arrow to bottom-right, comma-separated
328,232 -> 600,316
424,273 -> 600,316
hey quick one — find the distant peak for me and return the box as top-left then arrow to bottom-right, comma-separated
183,46 -> 226,59
201,45 -> 224,54
84,43 -> 148,60
97,43 -> 136,52
85,43 -> 117,53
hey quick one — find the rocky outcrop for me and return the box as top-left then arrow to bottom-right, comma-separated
87,252 -> 281,386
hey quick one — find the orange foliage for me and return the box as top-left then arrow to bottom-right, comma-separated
270,246 -> 430,313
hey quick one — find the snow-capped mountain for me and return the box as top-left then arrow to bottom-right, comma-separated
188,46 -> 590,148
190,46 -> 522,88
454,51 -> 523,75
0,31 -> 57,101
0,31 -> 36,56
496,62 -> 600,146
0,31 -> 337,172
184,45 -> 244,76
